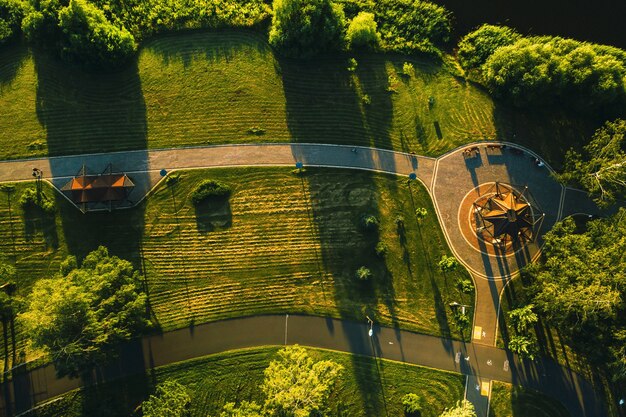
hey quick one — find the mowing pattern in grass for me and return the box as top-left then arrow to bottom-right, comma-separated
22,347 -> 466,417
489,381 -> 570,417
0,167 -> 472,364
0,30 -> 496,160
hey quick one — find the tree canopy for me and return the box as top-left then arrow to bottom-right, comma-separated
346,11 -> 379,49
0,0 -> 24,44
142,380 -> 191,417
525,210 -> 626,378
560,119 -> 626,207
262,345 -> 343,417
269,0 -> 346,58
482,36 -> 626,110
457,24 -> 521,70
439,400 -> 476,417
21,246 -> 149,377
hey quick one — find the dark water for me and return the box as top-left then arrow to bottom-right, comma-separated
434,0 -> 626,49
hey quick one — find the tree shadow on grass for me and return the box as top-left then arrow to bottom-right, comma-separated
0,43 -> 29,91
195,198 -> 232,233
33,49 -> 147,157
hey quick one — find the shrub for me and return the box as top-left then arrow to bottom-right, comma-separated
457,24 -> 521,71
247,126 -> 266,135
483,36 -> 626,110
19,188 -> 55,214
375,241 -> 387,257
58,0 -> 136,67
415,207 -> 427,221
347,57 -> 358,72
457,277 -> 474,294
402,61 -> 414,77
361,214 -> 379,231
346,11 -> 379,49
401,393 -> 422,415
355,266 -> 372,280
269,0 -> 346,58
165,172 -> 181,186
361,94 -> 371,105
438,255 -> 458,272
374,0 -> 451,56
0,0 -> 25,44
191,180 -> 232,205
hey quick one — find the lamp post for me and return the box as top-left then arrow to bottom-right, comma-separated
32,167 -> 43,201
366,315 -> 373,337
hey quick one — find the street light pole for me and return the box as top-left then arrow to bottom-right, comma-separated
366,316 -> 373,337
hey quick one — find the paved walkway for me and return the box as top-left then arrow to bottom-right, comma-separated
0,142 -> 606,416
1,316 -> 607,417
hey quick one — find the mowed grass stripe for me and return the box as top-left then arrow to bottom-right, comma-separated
0,30 -> 498,159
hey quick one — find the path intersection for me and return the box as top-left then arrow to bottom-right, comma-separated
0,142 -> 607,417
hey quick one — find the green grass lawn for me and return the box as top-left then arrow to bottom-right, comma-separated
0,167 -> 472,364
489,381 -> 570,417
1,30 -> 495,160
22,346 -> 466,417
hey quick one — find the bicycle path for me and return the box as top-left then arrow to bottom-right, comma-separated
3,315 -> 606,417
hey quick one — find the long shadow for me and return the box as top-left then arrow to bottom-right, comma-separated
282,52 -> 399,416
0,43 -> 28,92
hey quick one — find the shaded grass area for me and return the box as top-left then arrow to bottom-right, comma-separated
0,167 -> 472,365
2,30 -> 493,160
21,346 -> 466,417
489,381 -> 570,417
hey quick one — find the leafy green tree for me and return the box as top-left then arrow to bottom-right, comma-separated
457,24 -> 521,71
346,11 -> 379,49
439,400 -> 476,417
22,0 -> 65,45
0,0 -> 25,44
142,380 -> 190,417
508,335 -> 537,360
58,0 -> 136,66
221,401 -> 263,417
269,0 -> 346,58
560,119 -> 626,207
262,345 -> 342,417
401,393 -> 422,415
374,0 -> 450,56
438,255 -> 458,273
482,36 -> 626,110
508,304 -> 538,333
21,246 -> 149,377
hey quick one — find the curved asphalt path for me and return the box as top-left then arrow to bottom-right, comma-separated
0,143 -> 607,416
2,315 -> 606,417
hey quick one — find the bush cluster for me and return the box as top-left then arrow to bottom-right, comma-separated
19,187 -> 55,214
401,393 -> 422,415
458,25 -> 626,111
346,11 -> 379,49
457,24 -> 521,70
191,179 -> 232,205
0,0 -> 24,44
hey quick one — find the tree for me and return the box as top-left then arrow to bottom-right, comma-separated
508,304 -> 538,333
560,119 -> 626,207
508,335 -> 537,360
269,0 -> 346,58
439,400 -> 476,417
142,380 -> 190,417
346,11 -> 379,49
457,24 -> 521,71
0,0 -> 25,44
58,0 -> 136,67
401,393 -> 422,415
415,207 -> 428,221
262,345 -> 342,417
21,246 -> 149,377
221,401 -> 263,417
438,255 -> 458,273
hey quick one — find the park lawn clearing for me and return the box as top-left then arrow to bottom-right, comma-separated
0,167 -> 472,364
21,346 -> 466,417
0,30 -> 496,160
489,381 -> 570,417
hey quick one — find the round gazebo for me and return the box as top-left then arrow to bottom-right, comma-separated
472,182 -> 544,249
